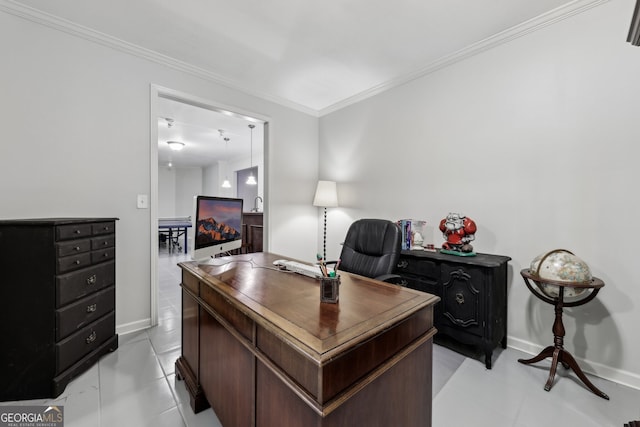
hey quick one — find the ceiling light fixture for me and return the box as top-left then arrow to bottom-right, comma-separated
222,137 -> 231,188
246,124 -> 257,185
167,141 -> 185,151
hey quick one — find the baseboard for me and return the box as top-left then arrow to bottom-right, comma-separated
508,336 -> 640,391
116,318 -> 152,336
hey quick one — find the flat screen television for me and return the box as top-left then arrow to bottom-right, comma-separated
191,195 -> 244,261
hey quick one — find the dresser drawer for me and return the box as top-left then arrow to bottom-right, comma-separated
57,224 -> 92,241
400,274 -> 439,295
57,261 -> 115,306
91,235 -> 115,250
396,257 -> 439,278
56,311 -> 115,373
57,252 -> 92,274
91,247 -> 115,264
56,239 -> 91,257
92,222 -> 115,235
56,287 -> 115,340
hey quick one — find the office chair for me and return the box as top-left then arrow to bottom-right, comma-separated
337,218 -> 403,283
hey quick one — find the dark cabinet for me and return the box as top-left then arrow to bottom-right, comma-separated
242,212 -> 263,253
395,250 -> 510,368
0,218 -> 119,401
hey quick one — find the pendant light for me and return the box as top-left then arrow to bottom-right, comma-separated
167,141 -> 185,151
221,137 -> 231,188
246,124 -> 257,185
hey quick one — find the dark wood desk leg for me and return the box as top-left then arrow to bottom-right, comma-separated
175,357 -> 210,413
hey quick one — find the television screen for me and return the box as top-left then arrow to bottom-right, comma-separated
191,196 -> 243,261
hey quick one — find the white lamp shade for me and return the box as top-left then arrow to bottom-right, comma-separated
313,180 -> 338,207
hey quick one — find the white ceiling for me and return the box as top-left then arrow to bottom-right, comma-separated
156,96 -> 264,169
8,0 -> 596,114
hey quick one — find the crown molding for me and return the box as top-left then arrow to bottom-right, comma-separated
0,0 -> 319,117
1,0 -> 608,118
318,0 -> 610,116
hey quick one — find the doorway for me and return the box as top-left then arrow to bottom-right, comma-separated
150,85 -> 269,326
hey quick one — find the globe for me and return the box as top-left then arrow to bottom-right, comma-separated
529,249 -> 592,298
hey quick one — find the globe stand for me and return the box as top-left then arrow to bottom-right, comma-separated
519,269 -> 608,400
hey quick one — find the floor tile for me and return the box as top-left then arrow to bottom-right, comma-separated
157,348 -> 181,376
167,375 -> 223,427
100,377 -> 176,427
99,338 -> 165,397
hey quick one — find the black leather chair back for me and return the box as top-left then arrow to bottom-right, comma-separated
338,219 -> 402,280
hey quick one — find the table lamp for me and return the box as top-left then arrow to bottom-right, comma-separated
313,180 -> 338,262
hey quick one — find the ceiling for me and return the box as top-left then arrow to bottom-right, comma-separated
6,0 -> 605,168
7,0 -> 599,115
156,96 -> 264,169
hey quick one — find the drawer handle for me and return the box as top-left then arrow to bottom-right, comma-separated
74,259 -> 81,265
397,260 -> 408,269
103,241 -> 109,246
455,292 -> 465,304
86,331 -> 97,344
74,246 -> 81,251
86,274 -> 97,285
87,304 -> 97,313
103,252 -> 109,258
399,279 -> 409,287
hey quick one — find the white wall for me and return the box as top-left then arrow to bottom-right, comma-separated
320,0 -> 640,387
158,167 -> 176,217
175,168 -> 202,218
0,10 -> 319,332
202,163 -> 219,198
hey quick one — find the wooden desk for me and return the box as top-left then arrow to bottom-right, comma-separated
175,253 -> 439,427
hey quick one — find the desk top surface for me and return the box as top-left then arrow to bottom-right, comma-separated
179,252 -> 439,359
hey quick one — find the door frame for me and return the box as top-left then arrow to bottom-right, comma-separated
149,84 -> 270,326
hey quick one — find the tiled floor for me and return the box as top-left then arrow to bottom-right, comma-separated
2,249 -> 639,426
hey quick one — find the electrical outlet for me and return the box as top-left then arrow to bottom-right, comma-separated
137,194 -> 148,209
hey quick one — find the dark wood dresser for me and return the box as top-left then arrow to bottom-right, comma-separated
395,250 -> 511,368
0,218 -> 119,400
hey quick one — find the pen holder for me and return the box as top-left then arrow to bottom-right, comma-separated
320,275 -> 340,304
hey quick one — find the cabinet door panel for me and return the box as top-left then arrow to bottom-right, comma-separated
200,310 -> 253,427
440,265 -> 484,336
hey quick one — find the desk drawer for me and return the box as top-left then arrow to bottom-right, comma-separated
56,311 -> 115,373
57,261 -> 115,306
56,287 -> 115,340
201,285 -> 253,341
182,271 -> 199,295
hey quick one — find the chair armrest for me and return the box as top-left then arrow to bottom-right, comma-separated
374,273 -> 404,284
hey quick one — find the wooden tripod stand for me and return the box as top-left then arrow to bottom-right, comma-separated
519,269 -> 608,400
